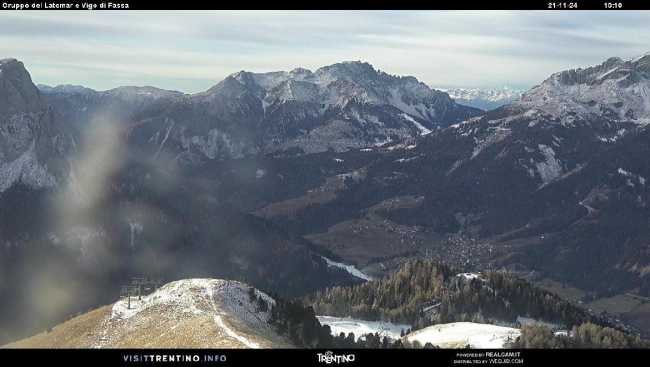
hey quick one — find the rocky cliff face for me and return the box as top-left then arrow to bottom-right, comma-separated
0,59 -> 73,194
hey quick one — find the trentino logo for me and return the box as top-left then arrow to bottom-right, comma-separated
316,351 -> 356,364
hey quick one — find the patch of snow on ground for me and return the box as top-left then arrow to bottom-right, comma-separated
617,168 -> 646,186
536,144 -> 563,184
317,316 -> 411,341
404,322 -> 520,348
387,143 -> 417,151
618,168 -> 633,177
395,156 -> 419,163
471,127 -> 511,159
321,256 -> 373,281
213,314 -> 259,348
457,272 -> 484,281
111,279 -> 207,320
401,113 -> 431,135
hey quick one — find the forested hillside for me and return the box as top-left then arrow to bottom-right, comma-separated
511,323 -> 649,348
306,260 -> 602,331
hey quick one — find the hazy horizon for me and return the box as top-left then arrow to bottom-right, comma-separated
1,10 -> 649,93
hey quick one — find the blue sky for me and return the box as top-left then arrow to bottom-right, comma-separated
1,11 -> 649,93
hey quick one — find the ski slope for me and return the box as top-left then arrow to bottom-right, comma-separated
404,322 -> 520,348
317,316 -> 411,341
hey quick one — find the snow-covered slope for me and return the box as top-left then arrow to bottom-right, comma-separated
316,316 -> 411,341
106,279 -> 279,348
518,55 -> 650,124
404,322 -> 520,348
441,87 -> 523,110
226,61 -> 466,124
6,279 -> 291,348
441,54 -> 650,189
173,61 -> 480,157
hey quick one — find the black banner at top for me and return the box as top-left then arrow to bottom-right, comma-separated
0,0 -> 650,10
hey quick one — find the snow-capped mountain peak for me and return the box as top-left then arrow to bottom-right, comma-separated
518,53 -> 650,124
438,86 -> 524,110
210,61 -> 475,115
177,61 -> 482,156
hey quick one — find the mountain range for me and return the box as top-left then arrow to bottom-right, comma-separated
1,54 -> 650,344
36,61 -> 480,162
439,86 -> 524,110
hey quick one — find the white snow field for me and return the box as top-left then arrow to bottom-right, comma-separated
404,322 -> 521,348
316,316 -> 411,341
321,256 -> 373,281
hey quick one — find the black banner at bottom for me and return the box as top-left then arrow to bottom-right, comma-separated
0,348 -> 648,366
